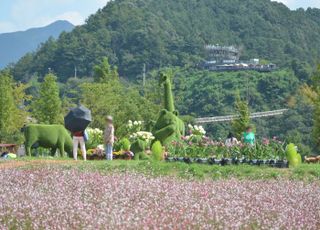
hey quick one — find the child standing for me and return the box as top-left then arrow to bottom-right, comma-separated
104,116 -> 115,160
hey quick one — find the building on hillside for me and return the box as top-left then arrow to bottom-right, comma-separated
201,45 -> 276,72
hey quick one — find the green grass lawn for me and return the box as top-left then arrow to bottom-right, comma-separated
6,157 -> 320,181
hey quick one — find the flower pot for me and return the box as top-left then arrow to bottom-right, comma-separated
208,158 -> 215,165
259,160 -> 266,166
196,158 -> 208,164
221,158 -> 231,166
274,160 -> 289,168
268,160 -> 275,166
240,158 -> 248,164
251,159 -> 258,166
166,157 -> 175,162
184,157 -> 192,164
177,157 -> 184,162
232,158 -> 240,165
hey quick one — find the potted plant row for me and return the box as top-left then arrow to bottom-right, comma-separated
166,157 -> 289,168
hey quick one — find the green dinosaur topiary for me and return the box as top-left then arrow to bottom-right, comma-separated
153,110 -> 185,145
151,141 -> 163,161
152,72 -> 185,145
131,139 -> 148,160
24,124 -> 73,157
286,143 -> 302,167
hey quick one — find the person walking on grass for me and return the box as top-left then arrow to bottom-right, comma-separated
104,116 -> 115,160
243,126 -> 255,146
72,130 -> 87,161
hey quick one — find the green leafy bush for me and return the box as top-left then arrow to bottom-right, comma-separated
152,141 -> 163,161
120,138 -> 131,151
286,143 -> 302,167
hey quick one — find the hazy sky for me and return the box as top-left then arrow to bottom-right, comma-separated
0,0 -> 319,33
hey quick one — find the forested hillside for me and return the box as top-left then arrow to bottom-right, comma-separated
11,0 -> 320,81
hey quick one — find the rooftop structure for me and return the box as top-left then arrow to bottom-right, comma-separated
205,45 -> 240,63
202,44 -> 276,72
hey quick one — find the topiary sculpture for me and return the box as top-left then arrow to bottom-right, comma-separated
151,141 -> 164,161
286,143 -> 302,167
131,139 -> 148,160
120,138 -> 131,151
24,124 -> 73,157
152,72 -> 185,145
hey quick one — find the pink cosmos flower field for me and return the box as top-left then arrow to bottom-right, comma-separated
0,167 -> 319,229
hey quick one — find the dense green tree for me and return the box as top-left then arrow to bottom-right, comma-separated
81,60 -> 160,136
0,72 -> 18,142
32,73 -> 62,124
93,57 -> 119,82
232,94 -> 251,138
0,71 -> 28,143
301,64 -> 320,148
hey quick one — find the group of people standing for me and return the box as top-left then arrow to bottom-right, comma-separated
72,116 -> 115,161
225,126 -> 255,147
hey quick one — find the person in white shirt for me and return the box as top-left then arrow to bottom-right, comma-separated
225,132 -> 239,147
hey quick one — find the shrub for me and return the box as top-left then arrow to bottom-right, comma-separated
120,138 -> 131,151
286,143 -> 302,167
152,141 -> 163,161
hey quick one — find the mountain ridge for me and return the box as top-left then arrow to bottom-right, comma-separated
0,20 -> 74,69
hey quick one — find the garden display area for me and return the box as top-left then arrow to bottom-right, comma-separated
1,67 -> 320,229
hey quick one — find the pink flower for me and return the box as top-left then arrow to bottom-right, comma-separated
262,138 -> 270,145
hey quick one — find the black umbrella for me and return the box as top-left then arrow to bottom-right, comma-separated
64,105 -> 92,132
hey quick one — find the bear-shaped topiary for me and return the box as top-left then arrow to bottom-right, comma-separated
24,124 -> 73,157
286,143 -> 302,167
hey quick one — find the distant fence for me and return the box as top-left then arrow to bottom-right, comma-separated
195,109 -> 288,124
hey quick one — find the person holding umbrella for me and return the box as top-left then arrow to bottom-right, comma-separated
72,130 -> 87,161
64,105 -> 92,161
104,116 -> 115,160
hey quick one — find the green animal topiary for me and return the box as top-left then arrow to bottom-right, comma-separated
24,124 -> 73,157
151,141 -> 163,161
152,72 -> 185,145
120,138 -> 131,151
131,139 -> 148,160
286,143 -> 302,167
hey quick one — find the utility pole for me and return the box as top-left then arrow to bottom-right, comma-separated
74,66 -> 77,79
142,63 -> 146,87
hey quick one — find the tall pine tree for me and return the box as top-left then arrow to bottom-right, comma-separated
232,94 -> 251,139
32,73 -> 62,124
